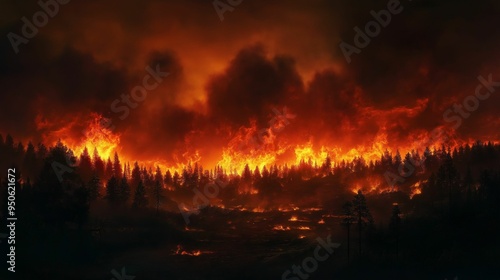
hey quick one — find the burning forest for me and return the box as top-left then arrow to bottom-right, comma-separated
1,0 -> 500,279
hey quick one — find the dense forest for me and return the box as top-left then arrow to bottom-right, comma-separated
1,133 -> 500,279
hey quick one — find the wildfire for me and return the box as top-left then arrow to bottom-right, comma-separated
249,189 -> 259,195
74,115 -> 120,159
410,182 -> 423,199
278,206 -> 300,212
39,113 -> 121,160
351,185 -> 362,194
173,245 -> 203,256
294,143 -> 329,166
350,177 -> 390,195
294,133 -> 388,168
273,225 -> 291,231
216,121 -> 287,174
252,207 -> 265,213
33,110 -> 472,201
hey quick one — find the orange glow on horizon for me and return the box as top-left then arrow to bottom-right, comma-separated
37,111 -> 476,186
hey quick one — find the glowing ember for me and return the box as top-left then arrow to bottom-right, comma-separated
252,207 -> 265,213
249,189 -> 259,195
173,245 -> 202,256
410,182 -> 423,199
273,225 -> 291,231
278,206 -> 300,212
289,216 -> 298,222
302,208 -> 323,212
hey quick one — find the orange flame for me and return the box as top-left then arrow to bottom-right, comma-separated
74,114 -> 120,159
173,245 -> 202,256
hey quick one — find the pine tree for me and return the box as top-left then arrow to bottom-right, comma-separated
36,141 -> 83,227
133,180 -> 148,209
88,173 -> 101,201
113,152 -> 123,179
262,166 -> 270,179
36,143 -> 48,172
352,190 -> 373,255
131,162 -> 142,192
105,158 -> 113,181
153,180 -> 162,214
22,142 -> 37,180
322,155 -> 332,176
106,176 -> 119,204
93,148 -> 105,179
118,176 -> 131,205
79,147 -> 93,182
153,166 -> 164,214
173,171 -> 181,188
164,170 -> 173,188
437,154 -> 459,215
154,166 -> 163,186
253,166 -> 261,181
14,142 -> 25,167
242,164 -> 252,182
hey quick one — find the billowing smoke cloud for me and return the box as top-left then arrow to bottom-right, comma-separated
206,44 -> 304,127
0,0 -> 499,167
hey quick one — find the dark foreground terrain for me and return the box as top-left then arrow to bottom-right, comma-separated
2,200 -> 499,280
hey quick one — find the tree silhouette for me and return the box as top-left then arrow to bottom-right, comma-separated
113,152 -> 123,179
242,164 -> 252,182
36,143 -> 48,173
173,171 -> 181,189
79,147 -> 93,183
88,173 -> 101,201
105,158 -> 113,181
92,148 -> 105,179
352,190 -> 373,255
35,141 -> 85,227
389,204 -> 401,258
321,155 -> 332,176
133,180 -> 148,209
118,176 -> 131,205
164,170 -> 173,189
131,162 -> 142,192
436,154 -> 459,216
106,176 -> 120,204
153,166 -> 164,214
22,142 -> 37,180
253,166 -> 261,181
342,201 -> 355,263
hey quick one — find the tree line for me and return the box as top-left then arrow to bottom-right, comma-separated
1,133 -> 500,224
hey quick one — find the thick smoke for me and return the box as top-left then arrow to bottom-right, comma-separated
0,0 -> 499,166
